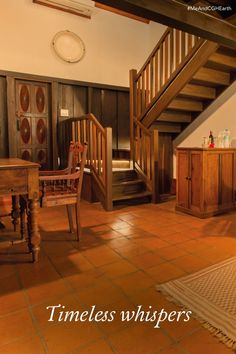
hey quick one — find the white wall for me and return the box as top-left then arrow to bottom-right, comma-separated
172,85 -> 236,177
179,89 -> 236,148
0,0 -> 166,87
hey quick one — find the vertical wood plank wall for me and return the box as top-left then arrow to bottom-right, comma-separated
0,77 -> 8,157
58,84 -> 130,151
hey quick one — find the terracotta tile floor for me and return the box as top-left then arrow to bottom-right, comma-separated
0,199 -> 236,354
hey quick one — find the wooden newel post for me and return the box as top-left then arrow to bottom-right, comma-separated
129,69 -> 137,168
151,129 -> 159,203
105,127 -> 113,211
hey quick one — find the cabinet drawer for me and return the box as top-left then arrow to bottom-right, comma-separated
0,169 -> 28,194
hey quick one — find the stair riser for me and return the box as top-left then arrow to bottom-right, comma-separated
112,170 -> 137,183
113,195 -> 151,206
168,99 -> 203,112
112,182 -> 145,197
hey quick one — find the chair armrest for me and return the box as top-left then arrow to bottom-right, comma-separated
39,167 -> 70,176
39,170 -> 81,182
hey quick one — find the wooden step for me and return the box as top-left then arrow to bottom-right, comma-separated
151,122 -> 181,133
112,149 -> 130,160
218,47 -> 236,59
112,179 -> 145,197
112,169 -> 137,183
179,84 -> 216,100
112,159 -> 130,169
112,190 -> 152,202
207,52 -> 236,71
193,67 -> 230,86
157,111 -> 192,123
168,98 -> 203,112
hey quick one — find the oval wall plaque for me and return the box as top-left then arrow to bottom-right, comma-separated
52,30 -> 86,63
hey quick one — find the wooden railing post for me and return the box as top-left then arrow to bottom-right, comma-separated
151,129 -> 159,203
129,69 -> 137,169
105,127 -> 113,211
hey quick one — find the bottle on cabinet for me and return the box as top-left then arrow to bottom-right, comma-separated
217,131 -> 224,148
208,131 -> 215,148
223,129 -> 231,148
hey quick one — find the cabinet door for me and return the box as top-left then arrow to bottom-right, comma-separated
177,150 -> 189,208
204,152 -> 219,212
190,151 -> 202,212
220,152 -> 234,209
16,81 -> 50,169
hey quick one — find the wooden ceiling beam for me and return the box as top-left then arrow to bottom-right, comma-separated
96,0 -> 236,48
95,3 -> 150,23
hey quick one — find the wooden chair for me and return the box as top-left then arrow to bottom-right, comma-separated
17,141 -> 78,241
39,142 -> 87,240
39,141 -> 77,176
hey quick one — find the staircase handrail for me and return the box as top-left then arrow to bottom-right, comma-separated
59,113 -> 113,210
134,27 -> 204,122
133,117 -> 159,202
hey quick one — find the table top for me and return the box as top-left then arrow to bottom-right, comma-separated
0,158 -> 40,169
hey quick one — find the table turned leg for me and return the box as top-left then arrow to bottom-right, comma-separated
20,196 -> 27,240
28,197 -> 40,262
12,195 -> 20,231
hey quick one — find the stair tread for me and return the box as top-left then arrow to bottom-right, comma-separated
193,67 -> 230,86
179,83 -> 216,100
157,110 -> 192,123
112,190 -> 152,202
112,168 -> 132,171
208,52 -> 236,70
168,97 -> 203,112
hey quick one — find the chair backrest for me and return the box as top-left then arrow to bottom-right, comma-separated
67,142 -> 74,173
75,142 -> 88,199
67,141 -> 79,173
67,141 -> 87,174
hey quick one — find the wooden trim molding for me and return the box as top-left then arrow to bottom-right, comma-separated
0,69 -> 129,92
95,2 -> 149,23
33,0 -> 92,19
95,0 -> 236,48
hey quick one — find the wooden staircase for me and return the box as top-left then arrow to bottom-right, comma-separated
151,46 -> 236,135
59,115 -> 153,211
112,163 -> 152,205
130,23 -> 236,202
59,25 -> 236,211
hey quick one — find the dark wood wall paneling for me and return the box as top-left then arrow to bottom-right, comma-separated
158,133 -> 176,195
58,84 -> 130,150
0,77 -> 8,157
0,70 -> 130,167
117,91 -> 130,150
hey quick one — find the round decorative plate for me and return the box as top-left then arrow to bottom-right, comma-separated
52,30 -> 85,63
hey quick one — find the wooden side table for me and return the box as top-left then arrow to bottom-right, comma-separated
0,158 -> 40,262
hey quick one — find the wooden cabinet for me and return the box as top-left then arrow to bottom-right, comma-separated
176,148 -> 236,218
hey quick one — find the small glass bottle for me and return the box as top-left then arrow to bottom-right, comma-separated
223,129 -> 231,148
202,137 -> 207,148
208,131 -> 215,148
